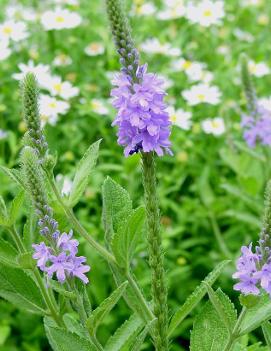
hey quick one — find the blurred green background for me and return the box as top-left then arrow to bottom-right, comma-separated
0,0 -> 271,349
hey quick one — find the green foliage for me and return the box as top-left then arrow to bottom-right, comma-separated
262,321 -> 271,348
0,264 -> 46,314
111,206 -> 145,268
169,260 -> 231,335
0,238 -> 19,267
190,289 -> 237,351
68,139 -> 101,207
87,281 -> 128,335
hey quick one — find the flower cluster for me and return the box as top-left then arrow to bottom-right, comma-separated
241,105 -> 271,147
111,64 -> 172,156
233,242 -> 271,296
33,230 -> 90,284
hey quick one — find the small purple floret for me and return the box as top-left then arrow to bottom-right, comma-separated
111,64 -> 172,156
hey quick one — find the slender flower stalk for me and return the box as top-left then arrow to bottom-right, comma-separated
106,1 -> 170,349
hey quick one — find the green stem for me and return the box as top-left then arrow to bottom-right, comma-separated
45,170 -> 155,325
223,307 -> 247,351
9,226 -> 63,326
208,210 -> 232,260
142,152 -> 169,351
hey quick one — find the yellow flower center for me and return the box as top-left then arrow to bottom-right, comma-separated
56,16 -> 65,23
197,94 -> 206,101
89,43 -> 100,52
170,114 -> 177,123
182,61 -> 192,70
203,10 -> 212,17
3,26 -> 12,34
53,83 -> 63,93
211,121 -> 220,129
49,102 -> 57,108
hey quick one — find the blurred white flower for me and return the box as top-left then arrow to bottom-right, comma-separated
43,76 -> 79,100
39,95 -> 70,126
159,74 -> 174,89
84,42 -> 105,56
217,45 -> 230,55
140,38 -> 181,57
0,129 -> 8,140
157,0 -> 186,20
53,54 -> 72,66
90,99 -> 109,115
168,107 -> 192,130
132,2 -> 157,16
54,0 -> 79,5
259,97 -> 271,112
233,28 -> 254,42
186,1 -> 224,27
241,0 -> 263,6
0,20 -> 29,42
6,4 -> 37,22
41,8 -> 82,30
172,59 -> 205,80
56,174 -> 73,196
248,60 -> 270,77
0,40 -> 11,60
201,117 -> 225,136
182,84 -> 221,105
12,61 -> 52,87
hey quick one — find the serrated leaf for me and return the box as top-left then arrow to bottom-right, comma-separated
0,264 -> 46,314
112,206 -> 145,268
168,260 -> 230,336
190,290 -> 237,351
63,314 -> 88,339
9,191 -> 24,225
87,281 -> 128,335
204,283 -> 233,332
262,321 -> 271,348
68,140 -> 101,207
131,318 -> 155,351
102,177 -> 133,244
104,313 -> 144,351
0,166 -> 25,188
45,321 -> 98,351
239,294 -> 271,335
50,280 -> 76,299
0,238 -> 19,267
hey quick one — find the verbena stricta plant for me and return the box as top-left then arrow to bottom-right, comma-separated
1,1 -> 271,351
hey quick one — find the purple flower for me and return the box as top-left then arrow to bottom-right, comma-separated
32,242 -> 51,270
46,252 -> 73,284
232,243 -> 261,295
68,256 -> 90,284
57,230 -> 79,255
241,105 -> 271,147
254,262 -> 271,296
111,64 -> 172,156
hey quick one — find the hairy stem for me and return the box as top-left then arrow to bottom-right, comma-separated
223,307 -> 247,351
142,152 -> 169,351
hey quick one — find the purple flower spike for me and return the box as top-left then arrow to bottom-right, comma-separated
32,242 -> 52,271
57,230 -> 79,255
47,252 -> 73,284
111,64 -> 172,156
254,263 -> 271,296
68,256 -> 90,284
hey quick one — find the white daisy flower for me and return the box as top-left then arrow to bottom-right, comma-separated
233,28 -> 254,43
172,58 -> 206,81
248,60 -> 270,77
259,97 -> 271,112
157,0 -> 186,20
186,1 -> 225,27
53,54 -> 72,66
90,99 -> 109,115
84,42 -> 105,56
0,20 -> 29,42
0,40 -> 11,61
41,8 -> 82,31
43,76 -> 79,100
159,74 -> 174,89
6,4 -> 37,22
140,38 -> 181,57
132,2 -> 157,16
39,95 -> 70,126
182,84 -> 221,106
12,61 -> 52,87
168,107 -> 192,130
201,117 -> 225,136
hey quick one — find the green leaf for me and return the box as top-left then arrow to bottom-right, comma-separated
0,264 -> 46,314
17,252 -> 36,269
63,314 -> 88,339
0,166 -> 25,188
23,214 -> 36,250
102,177 -> 133,244
190,290 -> 237,351
168,260 -> 230,336
87,281 -> 128,335
50,281 -> 77,299
239,294 -> 271,335
9,191 -> 24,225
130,319 -> 156,351
0,197 -> 9,226
45,321 -> 98,351
0,325 -> 11,346
204,283 -> 233,332
0,238 -> 19,268
104,313 -> 144,351
68,140 -> 101,207
262,321 -> 271,348
112,206 -> 145,268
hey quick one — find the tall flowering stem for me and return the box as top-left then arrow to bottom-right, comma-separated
142,152 -> 169,350
106,1 -> 170,349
